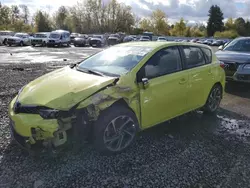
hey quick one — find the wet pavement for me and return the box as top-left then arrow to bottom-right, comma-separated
0,45 -> 250,187
0,45 -> 104,64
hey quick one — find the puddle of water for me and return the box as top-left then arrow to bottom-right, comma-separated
217,115 -> 250,139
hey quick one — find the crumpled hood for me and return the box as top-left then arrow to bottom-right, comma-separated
216,50 -> 250,63
18,66 -> 117,110
8,36 -> 22,40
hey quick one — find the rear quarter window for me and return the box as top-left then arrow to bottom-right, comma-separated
201,48 -> 212,64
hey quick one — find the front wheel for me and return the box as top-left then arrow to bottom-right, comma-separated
20,41 -> 24,46
203,84 -> 222,113
94,105 -> 138,154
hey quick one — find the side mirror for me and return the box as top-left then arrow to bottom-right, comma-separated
218,45 -> 223,50
142,78 -> 149,89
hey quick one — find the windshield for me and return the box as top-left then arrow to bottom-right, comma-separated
77,35 -> 86,38
93,35 -> 102,39
223,39 -> 250,52
0,32 -> 13,36
50,33 -> 60,38
34,34 -> 47,38
110,34 -> 119,38
14,34 -> 25,38
78,46 -> 153,76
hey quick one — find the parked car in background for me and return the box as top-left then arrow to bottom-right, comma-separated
211,40 -> 224,46
123,36 -> 134,42
73,34 -> 88,47
203,39 -> 214,45
182,39 -> 190,42
130,35 -> 138,41
70,33 -> 80,44
190,38 -> 199,43
8,42 -> 225,154
216,37 -> 250,83
140,36 -> 150,41
47,30 -> 70,47
107,34 -> 121,45
0,30 -> 15,45
157,37 -> 167,41
89,35 -> 106,47
31,32 -> 50,47
7,33 -> 31,46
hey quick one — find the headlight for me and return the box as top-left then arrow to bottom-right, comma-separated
39,109 -> 59,119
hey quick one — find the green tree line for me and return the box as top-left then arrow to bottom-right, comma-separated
0,1 -> 249,38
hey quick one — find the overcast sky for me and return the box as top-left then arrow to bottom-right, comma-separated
2,0 -> 250,24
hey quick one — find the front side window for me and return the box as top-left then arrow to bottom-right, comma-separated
50,33 -> 60,39
139,46 -> 182,79
78,46 -> 153,76
183,46 -> 205,68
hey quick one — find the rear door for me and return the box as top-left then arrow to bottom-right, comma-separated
180,46 -> 214,110
137,46 -> 189,128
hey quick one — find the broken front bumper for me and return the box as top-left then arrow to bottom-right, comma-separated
8,98 -> 69,150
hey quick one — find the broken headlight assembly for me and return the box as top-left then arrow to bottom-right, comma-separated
38,108 -> 73,119
39,109 -> 59,119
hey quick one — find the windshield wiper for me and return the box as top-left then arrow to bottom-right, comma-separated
76,67 -> 104,77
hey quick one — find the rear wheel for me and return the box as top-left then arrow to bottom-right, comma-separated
203,84 -> 222,113
3,39 -> 7,45
94,104 -> 138,154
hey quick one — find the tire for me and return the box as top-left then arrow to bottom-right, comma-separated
74,44 -> 78,47
203,84 -> 222,113
93,104 -> 139,155
20,41 -> 24,46
3,39 -> 7,45
32,44 -> 35,47
43,42 -> 46,47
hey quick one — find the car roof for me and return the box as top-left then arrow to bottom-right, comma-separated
117,41 -> 211,49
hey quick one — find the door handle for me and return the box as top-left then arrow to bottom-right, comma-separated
179,78 -> 187,84
208,69 -> 212,75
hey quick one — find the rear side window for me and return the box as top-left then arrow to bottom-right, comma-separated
183,46 -> 206,68
201,48 -> 212,64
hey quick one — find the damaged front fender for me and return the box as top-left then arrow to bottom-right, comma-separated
76,84 -> 141,125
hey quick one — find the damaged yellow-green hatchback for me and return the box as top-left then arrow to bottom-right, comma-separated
9,42 -> 225,154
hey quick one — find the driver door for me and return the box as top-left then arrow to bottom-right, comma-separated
137,46 -> 189,128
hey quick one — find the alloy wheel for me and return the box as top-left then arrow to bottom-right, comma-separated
103,115 -> 136,152
208,87 -> 221,112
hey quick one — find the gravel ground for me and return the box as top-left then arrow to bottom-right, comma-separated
0,46 -> 250,188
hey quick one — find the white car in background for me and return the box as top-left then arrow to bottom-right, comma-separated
0,31 -> 15,45
139,36 -> 150,41
31,32 -> 50,47
7,33 -> 31,46
47,30 -> 71,47
157,37 -> 167,41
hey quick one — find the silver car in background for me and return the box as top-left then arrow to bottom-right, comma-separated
31,32 -> 50,47
0,31 -> 15,45
7,33 -> 31,46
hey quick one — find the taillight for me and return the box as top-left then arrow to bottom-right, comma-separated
219,61 -> 225,69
